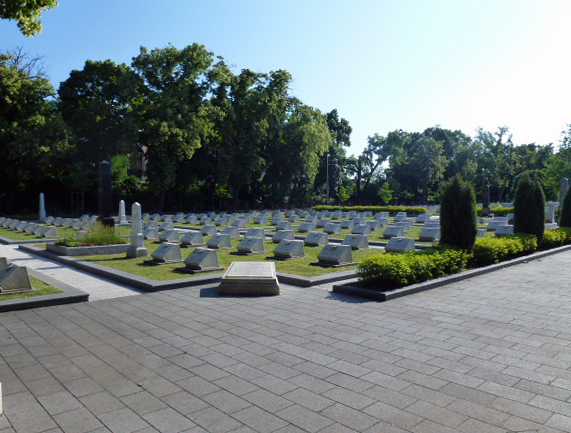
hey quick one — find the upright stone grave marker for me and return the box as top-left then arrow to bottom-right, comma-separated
218,262 -> 280,296
127,202 -> 148,258
39,192 -> 46,222
118,200 -> 128,225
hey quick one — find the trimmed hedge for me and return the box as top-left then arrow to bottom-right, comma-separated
312,205 -> 428,215
357,247 -> 470,290
471,234 -> 538,266
541,227 -> 571,249
440,176 -> 478,252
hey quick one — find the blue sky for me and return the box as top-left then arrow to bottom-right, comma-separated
2,0 -> 571,156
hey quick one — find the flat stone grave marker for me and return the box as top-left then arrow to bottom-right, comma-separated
221,226 -> 240,238
272,230 -> 295,244
341,219 -> 355,230
289,215 -> 300,223
159,229 -> 180,243
200,217 -> 212,225
181,231 -> 205,247
304,231 -> 329,246
298,222 -> 315,233
341,234 -> 369,250
186,215 -> 198,224
383,225 -> 405,239
324,223 -> 342,235
177,248 -> 223,274
215,218 -> 228,227
275,221 -> 293,231
201,225 -> 217,237
352,217 -> 365,225
45,216 -> 54,225
143,228 -> 158,240
254,215 -> 268,224
218,261 -> 280,296
385,237 -> 415,253
273,239 -> 305,260
316,219 -> 329,228
394,212 -> 407,222
352,224 -> 372,236
207,233 -> 232,249
244,228 -> 265,238
232,219 -> 247,227
495,225 -> 514,237
146,242 -> 182,264
415,213 -> 430,223
0,257 -> 10,272
366,220 -> 382,231
419,227 -> 440,242
314,244 -> 356,267
235,236 -> 266,255
159,222 -> 174,231
0,264 -> 32,294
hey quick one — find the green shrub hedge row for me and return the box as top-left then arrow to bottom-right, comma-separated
476,207 -> 514,217
358,230 -> 571,291
312,205 -> 428,215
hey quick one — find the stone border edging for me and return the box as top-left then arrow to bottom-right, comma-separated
0,235 -> 56,245
0,269 -> 89,312
332,243 -> 571,301
18,244 -> 356,291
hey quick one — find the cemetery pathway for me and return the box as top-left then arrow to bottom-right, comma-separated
0,245 -> 143,301
1,249 -> 571,431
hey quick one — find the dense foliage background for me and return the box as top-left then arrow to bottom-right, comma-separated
1,44 -> 570,215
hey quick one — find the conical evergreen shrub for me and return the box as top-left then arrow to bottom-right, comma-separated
514,172 -> 545,245
560,187 -> 571,227
440,175 -> 478,252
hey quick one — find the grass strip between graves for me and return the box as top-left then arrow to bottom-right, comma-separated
81,238 -> 384,279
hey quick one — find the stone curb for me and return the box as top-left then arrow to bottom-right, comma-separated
0,235 -> 56,245
333,243 -> 571,301
0,269 -> 89,312
18,245 -> 357,291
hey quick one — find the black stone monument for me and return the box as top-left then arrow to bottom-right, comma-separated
98,161 -> 115,227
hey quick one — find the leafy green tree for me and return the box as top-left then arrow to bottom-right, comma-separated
514,172 -> 545,244
129,44 -> 224,210
0,0 -> 59,36
559,186 -> 571,228
440,175 -> 478,252
0,51 -> 70,210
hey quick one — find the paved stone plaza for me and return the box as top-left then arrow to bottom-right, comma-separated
1,247 -> 571,432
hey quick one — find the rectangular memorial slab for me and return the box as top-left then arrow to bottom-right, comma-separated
298,222 -> 315,233
273,239 -> 305,260
385,237 -> 415,252
201,225 -> 218,236
304,231 -> 329,246
275,221 -> 293,231
341,234 -> 369,250
314,244 -> 356,267
159,222 -> 174,231
177,248 -> 223,274
394,212 -> 407,222
236,236 -> 266,255
352,224 -> 372,236
340,220 -> 355,230
218,262 -> 280,296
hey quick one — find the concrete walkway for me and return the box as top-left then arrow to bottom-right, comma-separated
1,249 -> 571,432
0,245 -> 142,301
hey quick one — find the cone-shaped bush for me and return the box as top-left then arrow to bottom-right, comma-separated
514,172 -> 545,245
560,187 -> 571,227
440,175 -> 478,252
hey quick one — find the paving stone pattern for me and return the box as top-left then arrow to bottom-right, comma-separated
1,251 -> 571,432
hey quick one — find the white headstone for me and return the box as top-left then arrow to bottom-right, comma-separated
127,202 -> 148,258
119,200 -> 128,224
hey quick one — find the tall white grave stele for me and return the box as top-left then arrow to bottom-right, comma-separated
126,202 -> 148,258
119,200 -> 128,225
39,192 -> 46,222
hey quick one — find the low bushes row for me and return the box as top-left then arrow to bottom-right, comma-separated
312,205 -> 428,215
358,230 -> 571,290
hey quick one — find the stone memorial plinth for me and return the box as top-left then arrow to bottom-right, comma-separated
340,220 -> 355,230
394,212 -> 407,222
385,237 -> 415,253
416,213 -> 430,223
352,224 -> 372,236
127,202 -> 148,258
0,257 -> 10,272
304,231 -> 329,247
143,228 -> 159,240
341,234 -> 369,250
218,262 -> 280,296
178,248 -> 223,274
273,239 -> 305,260
145,242 -> 182,264
298,222 -> 315,233
236,236 -> 266,255
181,232 -> 205,247
324,223 -> 342,235
315,245 -> 356,267
159,222 -> 174,231
275,221 -> 293,231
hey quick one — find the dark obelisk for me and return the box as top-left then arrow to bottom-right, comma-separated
98,161 -> 115,227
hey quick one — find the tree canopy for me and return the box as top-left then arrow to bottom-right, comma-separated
0,0 -> 58,36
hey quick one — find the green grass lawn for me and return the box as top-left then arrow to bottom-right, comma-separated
82,237 -> 385,280
0,225 -> 131,242
0,276 -> 64,301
